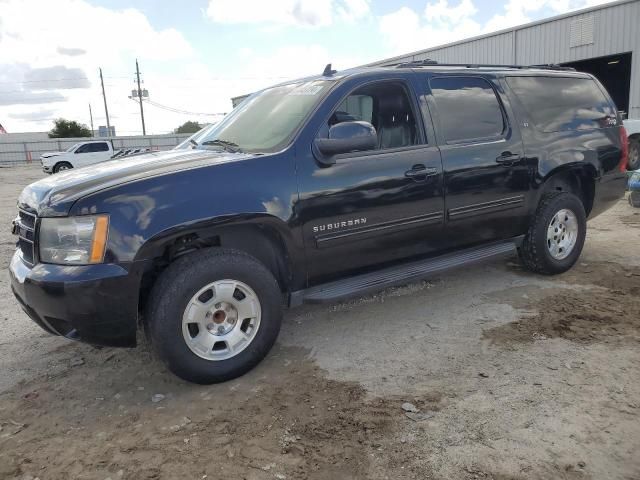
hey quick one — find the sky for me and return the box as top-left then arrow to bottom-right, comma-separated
0,0 -> 618,135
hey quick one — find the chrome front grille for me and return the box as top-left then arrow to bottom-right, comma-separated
13,208 -> 37,265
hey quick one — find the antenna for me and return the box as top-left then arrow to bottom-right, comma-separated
322,63 -> 337,76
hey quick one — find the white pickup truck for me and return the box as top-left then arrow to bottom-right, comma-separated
624,119 -> 640,171
40,140 -> 151,174
40,140 -> 116,173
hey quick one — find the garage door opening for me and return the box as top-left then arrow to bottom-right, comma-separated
562,52 -> 632,117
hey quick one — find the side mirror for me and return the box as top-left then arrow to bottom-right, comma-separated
314,121 -> 377,165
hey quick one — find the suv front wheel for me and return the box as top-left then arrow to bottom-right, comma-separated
53,161 -> 73,173
519,192 -> 587,275
147,248 -> 282,384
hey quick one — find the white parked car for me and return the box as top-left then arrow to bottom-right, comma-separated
624,119 -> 640,171
40,140 -> 116,174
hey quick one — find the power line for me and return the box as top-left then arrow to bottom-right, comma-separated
145,99 -> 226,117
0,74 -> 293,86
0,77 -> 90,85
0,95 -> 67,102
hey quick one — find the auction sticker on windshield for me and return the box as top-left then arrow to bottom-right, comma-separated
289,83 -> 325,95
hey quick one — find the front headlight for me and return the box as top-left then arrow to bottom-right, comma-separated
39,215 -> 109,265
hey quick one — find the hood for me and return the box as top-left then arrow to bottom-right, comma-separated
40,151 -> 64,159
19,148 -> 256,216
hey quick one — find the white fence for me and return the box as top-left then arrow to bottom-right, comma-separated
0,134 -> 192,166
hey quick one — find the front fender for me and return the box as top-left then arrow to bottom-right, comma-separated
68,153 -> 304,271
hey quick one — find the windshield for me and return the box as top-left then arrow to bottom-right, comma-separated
196,79 -> 334,153
174,123 -> 217,150
65,143 -> 79,152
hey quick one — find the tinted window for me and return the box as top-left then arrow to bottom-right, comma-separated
430,77 -> 505,143
506,76 -> 615,132
91,142 -> 109,152
75,144 -> 91,153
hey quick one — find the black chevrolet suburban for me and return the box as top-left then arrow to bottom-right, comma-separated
9,62 -> 629,383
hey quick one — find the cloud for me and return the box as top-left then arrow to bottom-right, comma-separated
378,0 -> 618,56
0,0 -> 196,133
23,66 -> 91,90
0,64 -> 88,106
8,109 -> 56,121
57,46 -> 86,56
0,91 -> 65,106
206,0 -> 370,27
379,3 -> 482,54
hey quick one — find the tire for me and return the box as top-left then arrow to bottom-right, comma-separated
628,137 -> 640,171
518,192 -> 586,275
53,161 -> 73,173
146,248 -> 282,384
630,191 -> 640,208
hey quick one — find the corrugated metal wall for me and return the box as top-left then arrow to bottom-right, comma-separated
371,0 -> 640,118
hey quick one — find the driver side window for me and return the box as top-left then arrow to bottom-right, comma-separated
326,82 -> 421,151
332,95 -> 374,125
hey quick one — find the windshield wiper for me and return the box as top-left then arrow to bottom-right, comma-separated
200,139 -> 243,153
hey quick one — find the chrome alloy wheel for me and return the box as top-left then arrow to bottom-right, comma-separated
546,208 -> 578,260
182,279 -> 261,361
57,164 -> 70,171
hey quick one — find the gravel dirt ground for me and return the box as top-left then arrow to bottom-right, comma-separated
1,165 -> 639,480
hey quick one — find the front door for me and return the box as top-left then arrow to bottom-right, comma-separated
427,75 -> 530,247
295,78 -> 445,286
73,142 -> 109,167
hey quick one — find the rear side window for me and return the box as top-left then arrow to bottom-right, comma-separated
90,142 -> 109,152
430,76 -> 505,143
506,76 -> 615,132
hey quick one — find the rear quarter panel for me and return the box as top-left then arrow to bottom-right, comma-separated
504,75 -> 627,219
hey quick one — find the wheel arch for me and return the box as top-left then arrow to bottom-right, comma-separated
539,164 -> 597,216
135,216 -> 299,316
53,160 -> 73,172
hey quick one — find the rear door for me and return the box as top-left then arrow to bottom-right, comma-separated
426,74 -> 530,247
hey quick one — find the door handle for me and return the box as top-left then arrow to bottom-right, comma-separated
495,152 -> 521,165
405,165 -> 438,180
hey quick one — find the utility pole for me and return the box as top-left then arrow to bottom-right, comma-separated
88,103 -> 94,137
135,59 -> 147,135
99,68 -> 111,136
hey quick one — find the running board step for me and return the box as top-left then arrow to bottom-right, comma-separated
292,239 -> 519,305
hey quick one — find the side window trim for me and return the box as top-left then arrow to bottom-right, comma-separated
316,77 -> 429,150
429,75 -> 510,146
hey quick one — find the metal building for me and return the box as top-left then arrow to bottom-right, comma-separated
367,0 -> 640,119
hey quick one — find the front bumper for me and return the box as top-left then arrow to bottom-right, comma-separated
9,251 -> 140,347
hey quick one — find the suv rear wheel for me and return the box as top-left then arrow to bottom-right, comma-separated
629,137 -> 640,171
147,248 -> 282,384
519,192 -> 586,275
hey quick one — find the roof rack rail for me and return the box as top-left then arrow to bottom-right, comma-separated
393,60 -> 576,71
529,63 -> 576,71
394,59 -> 439,68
